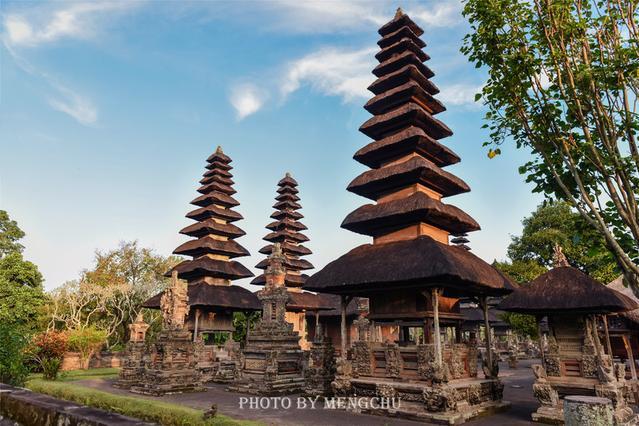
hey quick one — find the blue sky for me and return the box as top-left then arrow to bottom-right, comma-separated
0,1 -> 543,291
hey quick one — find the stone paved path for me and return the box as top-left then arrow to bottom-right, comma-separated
77,360 -> 539,425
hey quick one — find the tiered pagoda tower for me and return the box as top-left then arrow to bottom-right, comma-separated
251,173 -> 329,350
251,173 -> 313,287
144,147 -> 259,379
344,12 -> 477,245
305,10 -> 514,423
172,146 -> 254,285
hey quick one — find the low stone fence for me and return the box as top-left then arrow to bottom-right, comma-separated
0,384 -> 153,426
61,351 -> 123,371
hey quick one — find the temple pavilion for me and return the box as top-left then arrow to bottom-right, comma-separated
499,247 -> 638,424
144,146 -> 260,380
251,173 -> 331,349
304,9 -> 515,423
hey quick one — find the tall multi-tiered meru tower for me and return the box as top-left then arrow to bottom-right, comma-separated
305,9 -> 514,424
251,173 -> 329,349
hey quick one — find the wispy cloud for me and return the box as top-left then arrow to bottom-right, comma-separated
48,89 -> 97,126
1,1 -> 139,125
229,84 -> 268,120
3,1 -> 140,47
410,2 -> 463,28
438,83 -> 484,107
280,47 -> 376,102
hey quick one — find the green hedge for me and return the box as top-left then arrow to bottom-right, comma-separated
26,379 -> 259,426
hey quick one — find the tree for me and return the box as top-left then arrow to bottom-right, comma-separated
0,212 -> 47,330
48,241 -> 178,348
462,0 -> 639,292
67,327 -> 107,370
0,210 -> 25,257
507,201 -> 618,282
0,324 -> 30,386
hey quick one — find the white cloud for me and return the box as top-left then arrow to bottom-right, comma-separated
258,0 -> 387,33
409,2 -> 463,28
438,83 -> 484,107
3,1 -> 140,47
280,47 -> 376,102
229,84 -> 268,120
48,90 -> 97,126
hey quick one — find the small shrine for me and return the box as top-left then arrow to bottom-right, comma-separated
499,246 -> 638,424
114,313 -> 149,389
304,322 -> 337,396
230,244 -> 306,395
304,9 -> 515,424
130,271 -> 204,395
251,173 -> 330,349
143,146 -> 260,382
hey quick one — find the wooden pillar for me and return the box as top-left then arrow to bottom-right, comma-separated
245,312 -> 250,344
193,308 -> 200,342
602,315 -> 613,356
340,295 -> 352,358
622,334 -> 638,380
432,288 -> 442,366
481,296 -> 493,372
537,316 -> 545,367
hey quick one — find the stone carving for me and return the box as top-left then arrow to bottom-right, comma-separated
467,338 -> 478,377
448,344 -> 465,379
423,386 -> 457,412
305,335 -> 336,396
417,344 -> 435,379
352,341 -> 372,377
376,383 -> 396,399
384,342 -> 401,379
160,271 -> 189,331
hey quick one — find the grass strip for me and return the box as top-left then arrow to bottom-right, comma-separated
26,378 -> 260,426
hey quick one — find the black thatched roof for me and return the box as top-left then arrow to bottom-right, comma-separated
304,294 -> 366,318
143,283 -> 260,311
461,307 -> 506,325
304,236 -> 516,297
499,267 -> 638,314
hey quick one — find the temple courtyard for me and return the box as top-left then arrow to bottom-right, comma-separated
74,360 -> 540,425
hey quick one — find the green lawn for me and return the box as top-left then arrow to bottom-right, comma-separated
28,367 -> 120,382
26,377 -> 261,426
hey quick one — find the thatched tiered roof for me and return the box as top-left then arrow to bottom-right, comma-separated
304,10 -> 514,297
251,173 -> 313,288
606,276 -> 639,324
145,146 -> 257,311
499,267 -> 637,314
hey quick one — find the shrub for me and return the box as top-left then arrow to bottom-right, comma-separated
68,327 -> 107,369
29,329 -> 68,380
0,323 -> 29,386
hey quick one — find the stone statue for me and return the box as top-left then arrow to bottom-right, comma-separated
160,271 -> 189,331
552,244 -> 570,268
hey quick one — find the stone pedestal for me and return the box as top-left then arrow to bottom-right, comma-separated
229,246 -> 306,395
114,313 -> 149,389
113,341 -> 147,389
564,396 -> 613,426
130,330 -> 204,396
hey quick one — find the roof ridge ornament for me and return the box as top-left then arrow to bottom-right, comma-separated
395,7 -> 404,19
553,244 -> 570,268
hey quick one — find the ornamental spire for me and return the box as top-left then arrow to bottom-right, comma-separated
168,146 -> 253,285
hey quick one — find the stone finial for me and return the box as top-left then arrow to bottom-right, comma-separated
395,7 -> 404,18
285,172 -> 291,178
216,145 -> 223,154
553,244 -> 570,268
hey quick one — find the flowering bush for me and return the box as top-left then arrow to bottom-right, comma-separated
31,330 -> 68,380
